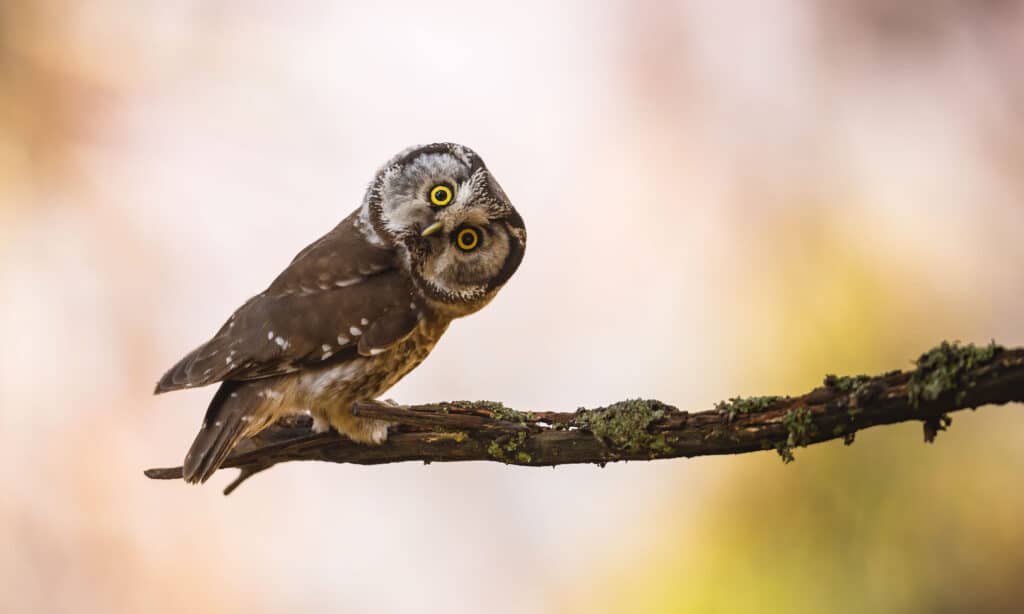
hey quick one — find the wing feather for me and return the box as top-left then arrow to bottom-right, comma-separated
155,212 -> 422,393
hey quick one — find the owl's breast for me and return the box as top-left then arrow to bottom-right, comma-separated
295,316 -> 450,407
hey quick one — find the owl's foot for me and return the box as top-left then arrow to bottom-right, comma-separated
327,411 -> 390,445
311,414 -> 331,434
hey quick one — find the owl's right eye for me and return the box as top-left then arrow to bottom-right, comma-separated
455,227 -> 480,251
429,184 -> 454,207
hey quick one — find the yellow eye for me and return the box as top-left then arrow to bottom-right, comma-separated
429,184 -> 453,206
455,227 -> 479,251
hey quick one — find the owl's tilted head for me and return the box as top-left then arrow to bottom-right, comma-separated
364,143 -> 526,310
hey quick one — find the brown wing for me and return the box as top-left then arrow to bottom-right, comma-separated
154,213 -> 422,393
267,210 -> 394,294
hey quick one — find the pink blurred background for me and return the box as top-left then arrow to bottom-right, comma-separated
2,1 -> 1023,612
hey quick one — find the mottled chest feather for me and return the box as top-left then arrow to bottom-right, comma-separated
295,316 -> 450,407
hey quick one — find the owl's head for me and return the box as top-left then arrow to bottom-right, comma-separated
364,143 -> 526,309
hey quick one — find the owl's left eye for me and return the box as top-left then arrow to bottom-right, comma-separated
429,183 -> 454,207
455,227 -> 480,252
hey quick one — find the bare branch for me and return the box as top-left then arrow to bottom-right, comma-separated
145,342 -> 1024,494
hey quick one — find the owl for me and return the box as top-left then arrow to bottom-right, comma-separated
154,143 -> 526,484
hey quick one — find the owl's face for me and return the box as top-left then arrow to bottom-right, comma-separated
364,143 -> 526,307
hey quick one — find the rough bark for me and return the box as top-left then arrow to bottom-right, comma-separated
145,342 -> 1024,494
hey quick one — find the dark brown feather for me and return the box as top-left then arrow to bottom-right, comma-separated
155,271 -> 421,392
358,305 -> 421,356
154,210 -> 421,394
182,381 -> 252,483
267,211 -> 395,296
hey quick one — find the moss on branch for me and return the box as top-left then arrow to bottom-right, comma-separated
145,342 -> 1024,495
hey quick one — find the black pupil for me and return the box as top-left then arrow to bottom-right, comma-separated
461,231 -> 475,247
434,187 -> 448,201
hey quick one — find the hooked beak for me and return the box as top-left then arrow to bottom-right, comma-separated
421,221 -> 444,237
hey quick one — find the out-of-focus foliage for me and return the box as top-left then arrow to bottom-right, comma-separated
565,216 -> 1024,614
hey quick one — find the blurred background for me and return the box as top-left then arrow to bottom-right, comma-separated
1,1 -> 1023,612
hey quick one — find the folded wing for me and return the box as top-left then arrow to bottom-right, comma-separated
155,214 -> 423,393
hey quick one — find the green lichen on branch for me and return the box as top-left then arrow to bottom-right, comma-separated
823,374 -> 872,393
574,399 -> 673,454
825,373 -> 885,421
489,405 -> 537,424
715,395 -> 785,421
907,341 -> 1003,407
487,431 -> 531,464
444,401 -> 538,424
922,414 -> 953,443
776,407 -> 817,463
445,400 -> 509,412
648,433 -> 675,454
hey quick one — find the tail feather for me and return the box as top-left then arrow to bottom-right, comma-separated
154,346 -> 203,394
183,382 -> 254,484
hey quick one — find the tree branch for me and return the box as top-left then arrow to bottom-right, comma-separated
145,342 -> 1024,494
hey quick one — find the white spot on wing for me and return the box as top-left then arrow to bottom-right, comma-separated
368,348 -> 386,356
349,326 -> 362,336
337,335 -> 349,345
335,278 -> 362,288
360,318 -> 369,326
274,336 -> 291,350
268,331 -> 274,340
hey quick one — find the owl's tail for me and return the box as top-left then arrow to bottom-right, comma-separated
183,381 -> 254,484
